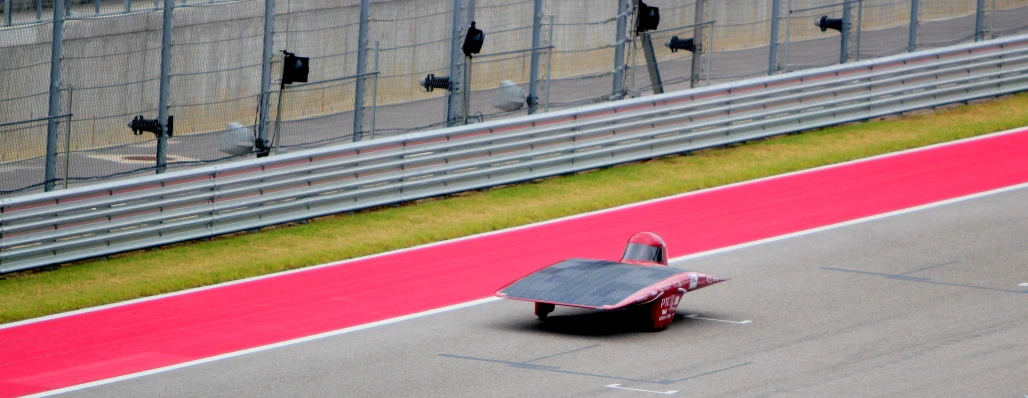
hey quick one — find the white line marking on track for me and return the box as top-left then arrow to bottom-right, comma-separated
1018,283 -> 1028,287
606,384 -> 678,395
685,314 -> 752,324
670,181 -> 1028,264
5,126 -> 1026,331
22,297 -> 501,398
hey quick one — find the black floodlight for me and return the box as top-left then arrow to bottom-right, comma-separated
815,15 -> 843,32
636,1 -> 660,34
462,21 -> 484,57
421,74 -> 452,92
665,36 -> 697,53
281,50 -> 309,85
128,115 -> 173,137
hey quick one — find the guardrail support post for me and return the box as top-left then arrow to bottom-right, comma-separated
257,0 -> 276,153
352,0 -> 371,141
44,0 -> 66,191
690,0 -> 705,87
611,0 -> 629,100
446,0 -> 466,126
974,0 -> 986,41
527,0 -> 544,114
908,0 -> 918,52
156,0 -> 174,173
768,0 -> 782,75
840,0 -> 852,64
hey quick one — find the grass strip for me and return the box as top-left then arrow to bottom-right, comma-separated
3,94 -> 1028,324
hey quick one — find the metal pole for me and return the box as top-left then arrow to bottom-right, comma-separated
974,0 -> 986,41
462,0 -> 476,122
369,41 -> 379,139
352,0 -> 370,141
256,0 -> 275,154
95,0 -> 100,15
705,14 -> 714,87
690,0 -> 705,88
640,34 -> 663,94
272,84 -> 285,153
908,0 -> 918,52
989,0 -> 995,39
44,0 -> 65,192
544,15 -> 553,112
37,0 -> 43,22
611,0 -> 629,100
125,0 -> 130,12
840,0 -> 851,64
527,0 -> 544,114
768,0 -> 781,75
446,0 -> 465,126
783,0 -> 792,72
156,0 -> 174,174
854,0 -> 862,61
63,87 -> 72,189
4,0 -> 11,27
463,55 -> 471,124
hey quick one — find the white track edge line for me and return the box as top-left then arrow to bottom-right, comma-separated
3,125 -> 1026,331
24,181 -> 1028,397
22,297 -> 502,398
669,181 -> 1028,263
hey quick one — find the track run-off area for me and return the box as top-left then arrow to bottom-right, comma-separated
3,127 -> 1028,397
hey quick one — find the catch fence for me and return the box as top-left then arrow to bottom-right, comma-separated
1,0 -> 1027,196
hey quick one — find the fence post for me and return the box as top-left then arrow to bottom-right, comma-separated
44,0 -> 66,191
257,0 -> 276,154
690,0 -> 705,88
4,0 -> 11,26
446,0 -> 465,126
156,0 -> 174,173
908,0 -> 918,52
527,0 -> 544,114
840,0 -> 851,64
768,0 -> 781,75
853,0 -> 862,61
611,0 -> 629,100
369,41 -> 380,139
974,0 -> 986,41
783,0 -> 793,72
352,0 -> 371,141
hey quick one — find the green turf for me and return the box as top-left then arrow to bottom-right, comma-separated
2,94 -> 1028,324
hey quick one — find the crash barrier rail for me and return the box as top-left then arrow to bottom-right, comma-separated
3,34 -> 1028,274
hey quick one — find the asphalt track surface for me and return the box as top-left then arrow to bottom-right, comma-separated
2,128 -> 1027,396
62,183 -> 1028,397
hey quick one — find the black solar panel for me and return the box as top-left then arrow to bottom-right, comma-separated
498,259 -> 687,308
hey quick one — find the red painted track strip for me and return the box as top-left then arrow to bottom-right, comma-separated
3,130 -> 1028,396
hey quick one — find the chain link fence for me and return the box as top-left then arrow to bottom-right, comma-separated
3,0 -> 1028,196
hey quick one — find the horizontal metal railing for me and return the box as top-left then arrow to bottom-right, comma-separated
2,34 -> 1028,274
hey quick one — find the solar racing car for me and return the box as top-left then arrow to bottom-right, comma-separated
495,232 -> 728,330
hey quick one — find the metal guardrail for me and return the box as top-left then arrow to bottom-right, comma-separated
3,34 -> 1028,274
